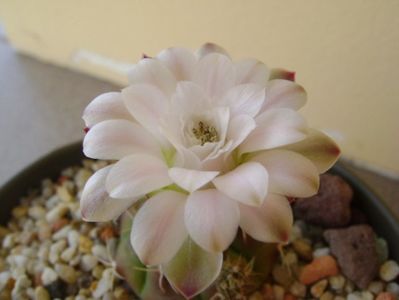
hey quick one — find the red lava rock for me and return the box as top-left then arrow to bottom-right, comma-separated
376,292 -> 397,300
324,225 -> 379,289
293,174 -> 353,228
299,255 -> 339,285
100,226 -> 115,242
51,218 -> 69,232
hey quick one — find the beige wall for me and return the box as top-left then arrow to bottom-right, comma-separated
1,0 -> 398,175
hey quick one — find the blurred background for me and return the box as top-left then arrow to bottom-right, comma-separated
0,1 -> 398,209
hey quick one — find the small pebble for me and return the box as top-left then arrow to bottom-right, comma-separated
273,284 -> 285,300
57,186 -> 74,202
376,292 -> 397,300
12,206 -> 28,218
249,291 -> 263,300
310,279 -> 328,298
46,204 -> 69,223
60,246 -> 77,262
34,286 -> 50,300
55,263 -> 77,284
380,260 -> 399,282
81,254 -> 98,272
289,281 -> 306,298
368,281 -> 385,295
41,267 -> 58,285
386,282 -> 399,296
79,236 -> 93,254
292,238 -> 313,261
28,206 -> 46,220
320,291 -> 334,300
329,274 -> 346,291
300,255 -> 339,285
313,247 -> 330,258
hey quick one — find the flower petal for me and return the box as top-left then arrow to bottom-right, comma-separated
169,168 -> 219,192
171,81 -> 210,115
220,83 -> 265,117
127,58 -> 176,96
261,79 -> 307,112
161,238 -> 223,299
156,47 -> 197,81
196,43 -> 230,59
185,189 -> 239,252
83,120 -> 162,160
80,165 -> 138,222
252,149 -> 319,197
213,162 -> 268,206
235,59 -> 270,85
225,114 -> 256,151
131,191 -> 187,266
194,53 -> 235,98
83,92 -> 133,127
282,129 -> 341,173
239,194 -> 293,243
122,83 -> 169,144
240,108 -> 307,154
106,154 -> 172,199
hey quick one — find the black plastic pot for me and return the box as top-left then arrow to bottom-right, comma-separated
1,142 -> 398,262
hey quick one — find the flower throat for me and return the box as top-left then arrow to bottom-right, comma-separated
192,121 -> 219,146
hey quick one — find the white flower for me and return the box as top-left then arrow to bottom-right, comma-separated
81,43 -> 340,266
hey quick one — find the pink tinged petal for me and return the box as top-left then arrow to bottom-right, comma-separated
122,84 -> 169,144
83,92 -> 133,128
161,238 -> 223,299
261,79 -> 307,112
269,68 -> 296,81
156,47 -> 197,81
235,59 -> 270,85
283,129 -> 341,173
225,115 -> 256,151
220,83 -> 265,117
80,165 -> 138,222
172,81 -> 210,114
169,168 -> 219,192
213,162 -> 268,206
194,53 -> 235,98
83,120 -> 162,160
127,58 -> 177,96
239,194 -> 293,243
196,43 -> 230,59
185,189 -> 240,253
106,154 -> 172,199
252,149 -> 319,197
240,108 -> 308,154
131,191 -> 187,266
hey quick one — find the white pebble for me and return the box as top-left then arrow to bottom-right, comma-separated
81,254 -> 98,272
313,247 -> 330,258
41,267 -> 58,285
2,234 -> 15,249
60,246 -> 77,262
329,274 -> 346,291
92,244 -> 109,262
49,239 -> 67,264
368,281 -> 385,295
93,268 -> 114,298
69,254 -> 81,267
289,281 -> 306,298
11,275 -> 31,299
46,204 -> 69,223
68,230 -> 80,248
55,263 -> 77,284
28,206 -> 46,220
387,282 -> 399,296
53,225 -> 72,240
380,260 -> 399,281
0,271 -> 11,290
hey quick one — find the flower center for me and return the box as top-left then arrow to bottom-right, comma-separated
192,121 -> 219,146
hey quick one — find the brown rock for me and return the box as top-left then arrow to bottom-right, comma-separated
293,174 -> 353,228
324,225 -> 379,289
376,292 -> 396,300
299,255 -> 339,285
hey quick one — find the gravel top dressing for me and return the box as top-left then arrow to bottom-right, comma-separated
0,160 -> 398,300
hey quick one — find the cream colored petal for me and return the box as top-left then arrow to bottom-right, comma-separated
169,168 -> 219,192
240,108 -> 307,154
80,165 -> 138,222
282,129 -> 341,173
252,149 -> 319,197
127,58 -> 176,96
261,79 -> 306,111
83,92 -> 133,128
235,59 -> 270,85
156,47 -> 197,81
106,154 -> 172,199
196,43 -> 230,59
131,191 -> 187,266
83,119 -> 162,160
213,162 -> 268,206
185,189 -> 240,253
239,194 -> 293,243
